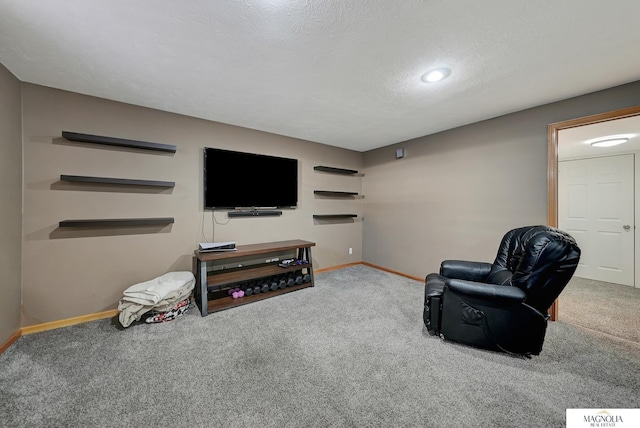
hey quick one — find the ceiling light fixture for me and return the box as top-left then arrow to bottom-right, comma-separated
590,138 -> 629,148
421,68 -> 451,83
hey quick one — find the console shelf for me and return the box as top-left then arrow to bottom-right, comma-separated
313,166 -> 359,175
207,283 -> 310,312
62,131 -> 177,153
194,239 -> 315,316
59,217 -> 174,227
313,190 -> 358,197
206,262 -> 310,287
60,175 -> 175,187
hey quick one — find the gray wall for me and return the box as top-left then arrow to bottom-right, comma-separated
0,64 -> 22,344
21,84 -> 363,325
362,81 -> 640,279
9,76 -> 640,329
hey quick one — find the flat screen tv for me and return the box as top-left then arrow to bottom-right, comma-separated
204,147 -> 298,209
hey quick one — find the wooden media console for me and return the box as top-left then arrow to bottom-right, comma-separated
193,239 -> 315,316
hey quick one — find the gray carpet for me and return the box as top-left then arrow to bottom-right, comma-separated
558,276 -> 639,343
1,265 -> 639,428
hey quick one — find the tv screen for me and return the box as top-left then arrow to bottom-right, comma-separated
204,147 -> 298,209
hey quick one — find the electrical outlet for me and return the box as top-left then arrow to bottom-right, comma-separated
349,248 -> 353,255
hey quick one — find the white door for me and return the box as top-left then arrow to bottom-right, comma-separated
558,154 -> 634,286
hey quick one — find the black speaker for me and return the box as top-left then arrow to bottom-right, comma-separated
228,210 -> 283,218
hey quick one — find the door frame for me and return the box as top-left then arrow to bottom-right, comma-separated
547,105 -> 640,320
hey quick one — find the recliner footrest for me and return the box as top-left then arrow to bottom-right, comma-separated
424,273 -> 445,335
425,295 -> 442,336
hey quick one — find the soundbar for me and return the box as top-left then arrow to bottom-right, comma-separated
228,210 -> 283,218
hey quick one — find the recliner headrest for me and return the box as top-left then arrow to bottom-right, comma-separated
493,225 -> 581,312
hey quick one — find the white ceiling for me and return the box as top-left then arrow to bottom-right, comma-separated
1,1 -> 640,152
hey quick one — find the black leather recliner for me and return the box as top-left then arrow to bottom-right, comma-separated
423,225 -> 581,356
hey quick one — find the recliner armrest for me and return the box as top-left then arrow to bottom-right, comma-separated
445,278 -> 526,304
440,260 -> 492,282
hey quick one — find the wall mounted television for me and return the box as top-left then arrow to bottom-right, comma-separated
204,147 -> 298,210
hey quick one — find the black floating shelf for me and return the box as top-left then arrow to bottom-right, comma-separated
60,175 -> 175,187
59,218 -> 175,228
314,190 -> 359,196
314,166 -> 358,175
313,214 -> 358,219
62,131 -> 176,153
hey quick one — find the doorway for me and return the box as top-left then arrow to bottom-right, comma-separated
547,105 -> 640,322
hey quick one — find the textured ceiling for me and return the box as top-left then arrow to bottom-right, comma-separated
1,0 -> 640,152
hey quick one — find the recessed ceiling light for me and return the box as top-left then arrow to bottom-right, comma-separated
421,68 -> 451,83
590,138 -> 629,148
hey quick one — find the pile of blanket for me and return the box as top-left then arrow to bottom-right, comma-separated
118,271 -> 195,328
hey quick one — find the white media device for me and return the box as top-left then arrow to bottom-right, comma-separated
198,241 -> 238,252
